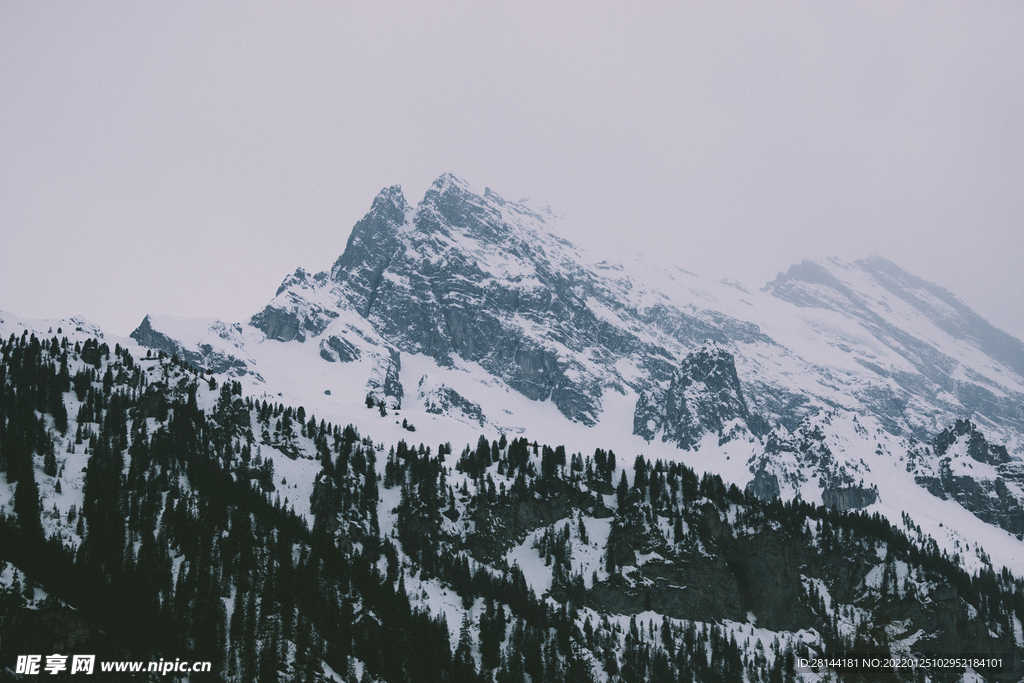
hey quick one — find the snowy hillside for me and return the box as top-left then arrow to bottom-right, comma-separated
0,328 -> 1020,682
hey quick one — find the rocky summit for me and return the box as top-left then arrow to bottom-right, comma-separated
166,176 -> 1024,447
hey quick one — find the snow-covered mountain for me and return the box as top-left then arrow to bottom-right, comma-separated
124,174 -> 1024,559
3,175 -> 1024,680
139,175 -> 1024,444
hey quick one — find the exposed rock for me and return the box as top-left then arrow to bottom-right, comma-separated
418,376 -> 484,425
250,268 -> 340,343
933,418 -> 1011,466
634,341 -> 757,449
319,334 -> 360,363
130,316 -> 248,375
910,420 -> 1024,537
317,175 -> 781,427
330,185 -> 410,317
745,411 -> 882,510
251,306 -> 306,342
746,467 -> 781,501
130,315 -> 183,358
365,349 -> 403,408
716,525 -> 817,632
245,175 -> 1024,458
764,257 -> 1024,444
128,175 -> 1024,559
383,349 -> 403,401
821,484 -> 878,510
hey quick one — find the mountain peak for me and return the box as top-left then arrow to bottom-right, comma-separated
416,173 -> 482,215
418,173 -> 485,209
369,184 -> 410,217
413,173 -> 514,245
330,185 -> 410,286
427,172 -> 473,194
138,178 -> 1024,461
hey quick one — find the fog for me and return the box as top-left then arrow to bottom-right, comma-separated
2,2 -> 1022,338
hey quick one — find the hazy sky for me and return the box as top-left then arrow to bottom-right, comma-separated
2,2 -> 1023,339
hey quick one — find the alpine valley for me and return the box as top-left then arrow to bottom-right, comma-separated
1,174 -> 1023,682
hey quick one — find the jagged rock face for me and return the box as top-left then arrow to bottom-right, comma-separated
328,176 -> 632,424
365,349 -> 403,408
319,334 -> 360,363
247,174 -> 789,426
821,486 -> 879,510
150,174 -> 1024,453
714,523 -> 819,632
251,268 -> 339,342
251,306 -> 306,342
746,468 -> 781,500
746,409 -> 1023,535
127,174 -> 1024,463
745,412 -> 879,510
912,420 -> 1024,537
329,186 -> 410,317
633,342 -> 757,450
130,315 -> 181,357
933,418 -> 1012,466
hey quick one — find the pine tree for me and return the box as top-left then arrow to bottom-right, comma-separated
617,471 -> 629,508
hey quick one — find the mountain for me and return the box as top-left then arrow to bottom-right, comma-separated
3,175 -> 1024,681
126,175 -> 1024,550
136,175 -> 1024,448
140,174 -> 1024,444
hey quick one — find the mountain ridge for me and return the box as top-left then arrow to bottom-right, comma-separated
146,174 -> 1024,447
116,174 -> 1024,567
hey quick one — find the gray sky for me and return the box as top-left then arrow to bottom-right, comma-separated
2,1 -> 1023,339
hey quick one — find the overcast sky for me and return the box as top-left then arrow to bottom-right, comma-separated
2,2 -> 1023,340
